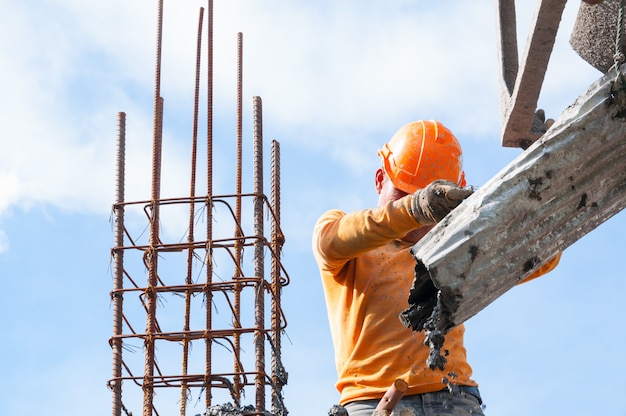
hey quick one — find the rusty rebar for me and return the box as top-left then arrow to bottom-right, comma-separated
143,0 -> 165,411
111,111 -> 126,416
252,95 -> 265,412
205,0 -> 215,410
270,139 -> 285,414
232,31 -> 244,405
180,7 -> 205,415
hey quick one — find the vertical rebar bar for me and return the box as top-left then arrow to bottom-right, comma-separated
180,7 -> 205,415
144,0 -> 165,412
232,31 -> 244,405
205,0 -> 215,409
270,139 -> 283,414
252,95 -> 265,412
111,111 -> 126,416
144,96 -> 164,416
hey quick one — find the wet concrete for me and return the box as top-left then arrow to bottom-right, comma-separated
400,266 -> 462,371
204,403 -> 259,415
328,404 -> 349,416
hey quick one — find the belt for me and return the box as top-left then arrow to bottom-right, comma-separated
438,385 -> 482,405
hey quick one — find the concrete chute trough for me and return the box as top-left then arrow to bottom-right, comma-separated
400,66 -> 626,369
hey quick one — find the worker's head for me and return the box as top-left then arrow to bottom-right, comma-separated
377,120 -> 466,194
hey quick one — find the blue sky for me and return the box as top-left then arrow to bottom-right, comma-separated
1,1 -> 625,415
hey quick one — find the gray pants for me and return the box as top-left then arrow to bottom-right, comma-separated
342,386 -> 484,416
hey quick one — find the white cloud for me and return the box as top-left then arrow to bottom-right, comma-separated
0,0 -> 598,222
0,229 -> 7,254
237,1 -> 502,129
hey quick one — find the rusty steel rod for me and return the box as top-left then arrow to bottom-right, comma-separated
270,139 -> 284,414
180,7 -> 205,415
142,0 -> 165,412
204,0 -> 214,410
252,95 -> 265,412
232,30 -> 244,406
111,111 -> 126,416
143,98 -> 164,416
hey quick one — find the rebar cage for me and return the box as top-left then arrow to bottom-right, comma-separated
108,2 -> 290,415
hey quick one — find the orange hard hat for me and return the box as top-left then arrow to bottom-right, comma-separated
378,120 -> 466,194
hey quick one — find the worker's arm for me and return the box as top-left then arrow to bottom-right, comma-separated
312,181 -> 473,273
312,196 -> 421,273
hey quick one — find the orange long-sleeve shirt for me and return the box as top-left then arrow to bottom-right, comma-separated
312,194 -> 559,405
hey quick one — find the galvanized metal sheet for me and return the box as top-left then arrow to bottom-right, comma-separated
401,66 -> 626,342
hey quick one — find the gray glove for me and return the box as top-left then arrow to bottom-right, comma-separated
410,180 -> 474,224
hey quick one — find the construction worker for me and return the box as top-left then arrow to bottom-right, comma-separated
312,120 -> 560,415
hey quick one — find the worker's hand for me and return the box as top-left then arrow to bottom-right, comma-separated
410,180 -> 473,225
529,109 -> 555,148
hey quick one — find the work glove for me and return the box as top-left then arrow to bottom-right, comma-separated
528,109 -> 555,148
410,180 -> 473,225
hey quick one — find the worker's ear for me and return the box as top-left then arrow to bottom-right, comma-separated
375,167 -> 385,194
